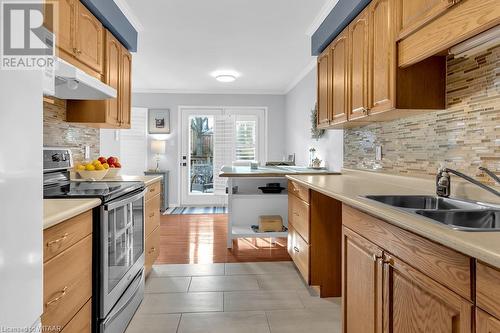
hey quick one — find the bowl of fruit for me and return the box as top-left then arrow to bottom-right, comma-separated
102,156 -> 122,178
76,159 -> 109,180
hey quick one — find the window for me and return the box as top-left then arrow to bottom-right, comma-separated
235,118 -> 257,161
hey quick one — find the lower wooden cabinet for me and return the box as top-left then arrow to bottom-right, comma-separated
342,204 -> 474,333
61,300 -> 92,333
42,211 -> 92,333
342,227 -> 383,333
144,181 -> 161,276
477,309 -> 500,333
287,225 -> 310,283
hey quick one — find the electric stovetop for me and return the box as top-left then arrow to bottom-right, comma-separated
43,181 -> 145,203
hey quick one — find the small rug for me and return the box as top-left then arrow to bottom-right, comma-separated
165,206 -> 228,215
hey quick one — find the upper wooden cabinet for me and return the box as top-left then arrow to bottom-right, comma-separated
396,0 -> 454,39
397,0 -> 500,67
317,50 -> 331,128
74,1 -> 104,74
67,31 -> 132,128
50,0 -> 103,77
317,0 -> 446,128
368,0 -> 396,115
329,30 -> 349,125
348,7 -> 370,121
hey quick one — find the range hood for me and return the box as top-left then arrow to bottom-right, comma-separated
449,26 -> 500,58
44,58 -> 117,100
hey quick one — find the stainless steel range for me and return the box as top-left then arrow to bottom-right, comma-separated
43,147 -> 145,333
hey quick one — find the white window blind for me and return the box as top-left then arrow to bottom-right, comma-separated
119,107 -> 147,175
213,114 -> 235,195
235,118 -> 257,161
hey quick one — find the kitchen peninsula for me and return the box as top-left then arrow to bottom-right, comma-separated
219,165 -> 339,248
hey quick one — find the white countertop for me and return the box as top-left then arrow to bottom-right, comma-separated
288,169 -> 500,268
44,198 -> 101,229
220,165 -> 340,178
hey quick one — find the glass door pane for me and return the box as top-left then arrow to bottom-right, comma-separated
189,116 -> 214,195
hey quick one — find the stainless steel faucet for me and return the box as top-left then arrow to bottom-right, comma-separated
436,166 -> 500,198
479,166 -> 500,184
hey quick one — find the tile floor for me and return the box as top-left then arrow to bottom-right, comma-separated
126,261 -> 341,333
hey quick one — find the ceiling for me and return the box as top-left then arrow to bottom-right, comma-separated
119,0 -> 331,94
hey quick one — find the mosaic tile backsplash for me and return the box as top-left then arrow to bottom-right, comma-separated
344,45 -> 500,184
43,99 -> 99,162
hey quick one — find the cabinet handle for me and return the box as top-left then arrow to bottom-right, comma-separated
372,254 -> 383,261
46,286 -> 68,306
293,212 -> 300,216
149,212 -> 155,218
148,247 -> 156,254
362,107 -> 369,115
47,233 -> 69,247
293,246 -> 299,253
149,188 -> 155,193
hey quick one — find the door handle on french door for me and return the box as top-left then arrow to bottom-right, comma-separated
181,155 -> 187,167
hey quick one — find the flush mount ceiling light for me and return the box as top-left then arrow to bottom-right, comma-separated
211,70 -> 240,83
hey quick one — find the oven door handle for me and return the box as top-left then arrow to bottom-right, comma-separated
104,189 -> 147,211
103,269 -> 144,326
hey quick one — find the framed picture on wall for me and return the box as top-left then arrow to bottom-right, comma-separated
148,109 -> 170,134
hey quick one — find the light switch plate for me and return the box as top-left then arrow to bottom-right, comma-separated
376,145 -> 382,161
84,145 -> 90,159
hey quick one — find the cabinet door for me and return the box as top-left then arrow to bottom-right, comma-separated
75,2 -> 103,73
383,254 -> 473,333
369,0 -> 396,114
330,30 -> 349,124
477,309 -> 500,333
349,8 -> 370,121
51,0 -> 76,57
120,47 -> 132,128
317,50 -> 331,128
342,227 -> 383,333
105,31 -> 120,126
396,0 -> 454,39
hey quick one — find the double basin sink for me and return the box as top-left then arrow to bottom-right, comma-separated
364,195 -> 500,231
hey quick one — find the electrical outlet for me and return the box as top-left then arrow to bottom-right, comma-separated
375,145 -> 382,161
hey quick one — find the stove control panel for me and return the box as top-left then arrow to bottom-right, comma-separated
43,147 -> 73,171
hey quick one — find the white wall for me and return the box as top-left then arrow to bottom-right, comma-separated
131,93 -> 287,206
285,69 -> 343,171
0,71 -> 43,328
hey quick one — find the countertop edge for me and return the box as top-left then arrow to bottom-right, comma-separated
287,175 -> 500,268
44,199 -> 101,230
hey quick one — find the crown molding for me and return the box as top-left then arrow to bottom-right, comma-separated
283,59 -> 317,95
113,0 -> 144,32
306,0 -> 340,37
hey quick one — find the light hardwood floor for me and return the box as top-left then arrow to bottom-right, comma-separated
157,214 -> 291,264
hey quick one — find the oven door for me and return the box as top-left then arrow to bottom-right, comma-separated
100,189 -> 146,318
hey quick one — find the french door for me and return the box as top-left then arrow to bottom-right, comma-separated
180,107 -> 266,206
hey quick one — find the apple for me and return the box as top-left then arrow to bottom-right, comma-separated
98,156 -> 107,164
114,162 -> 122,168
107,156 -> 117,165
109,164 -> 116,168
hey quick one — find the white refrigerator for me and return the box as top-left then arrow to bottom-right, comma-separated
0,70 -> 44,329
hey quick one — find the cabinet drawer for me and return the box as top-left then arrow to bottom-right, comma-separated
42,235 -> 92,329
61,299 -> 91,333
288,194 -> 310,243
288,226 -> 310,283
145,194 -> 161,237
146,181 -> 161,201
477,308 -> 500,333
288,180 -> 310,203
477,261 -> 500,319
342,204 -> 472,300
44,210 -> 92,262
145,226 -> 160,276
